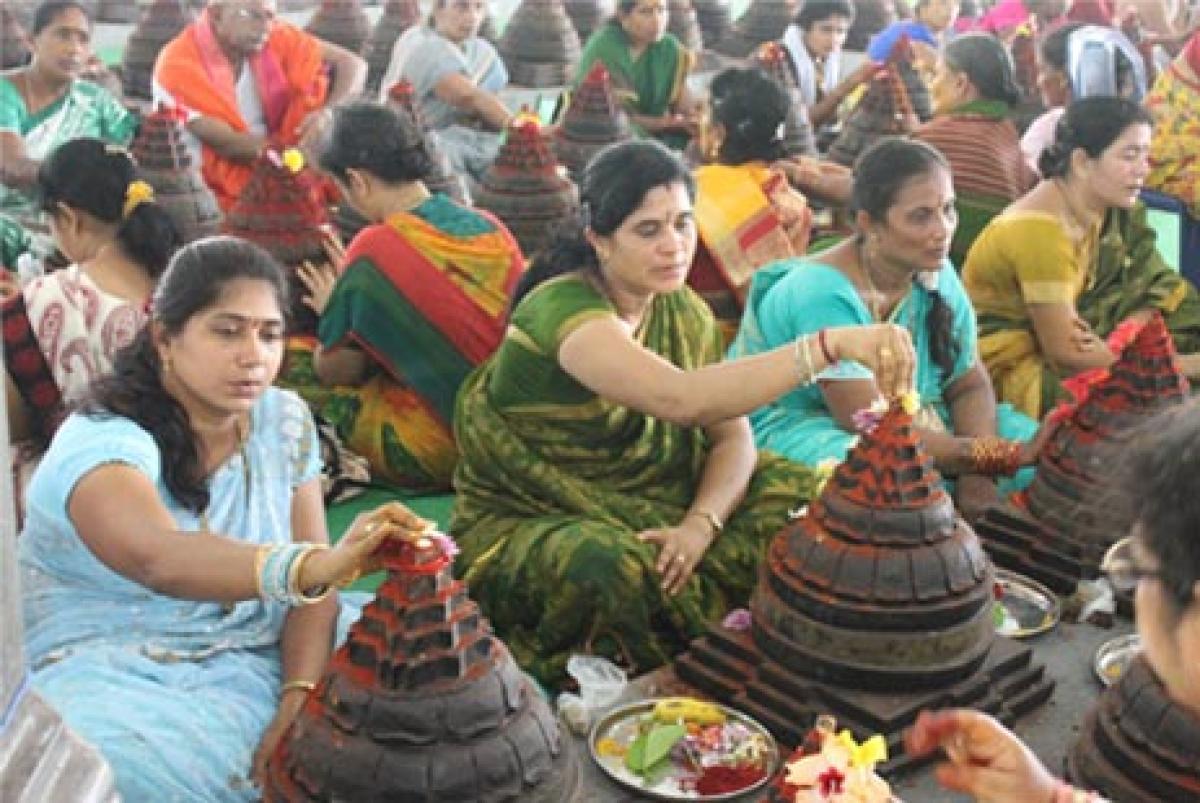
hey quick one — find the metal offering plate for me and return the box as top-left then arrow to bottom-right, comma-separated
589,699 -> 779,801
993,569 -> 1062,638
1094,634 -> 1142,687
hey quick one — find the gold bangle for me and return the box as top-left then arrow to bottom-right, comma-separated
289,545 -> 332,605
687,508 -> 724,538
280,679 -> 317,697
252,544 -> 271,599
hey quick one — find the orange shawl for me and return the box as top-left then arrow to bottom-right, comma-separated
154,12 -> 328,209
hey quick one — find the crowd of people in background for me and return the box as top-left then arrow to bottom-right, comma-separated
3,1 -> 1200,800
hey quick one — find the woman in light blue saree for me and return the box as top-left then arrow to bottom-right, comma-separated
18,237 -> 424,802
729,138 -> 1039,522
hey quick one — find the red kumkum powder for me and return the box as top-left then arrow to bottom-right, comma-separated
694,764 -> 767,795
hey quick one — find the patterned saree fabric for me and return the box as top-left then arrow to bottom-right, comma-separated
451,275 -> 815,688
291,194 -> 523,490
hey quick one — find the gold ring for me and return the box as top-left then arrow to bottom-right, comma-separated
364,521 -> 378,535
675,555 -> 686,564
879,346 -> 894,359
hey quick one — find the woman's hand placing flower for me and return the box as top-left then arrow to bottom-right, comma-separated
825,324 -> 917,400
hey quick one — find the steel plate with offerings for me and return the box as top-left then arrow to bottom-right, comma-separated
589,697 -> 779,800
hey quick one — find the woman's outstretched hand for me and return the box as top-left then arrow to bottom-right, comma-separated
304,502 -> 435,589
825,324 -> 917,399
905,709 -> 1060,803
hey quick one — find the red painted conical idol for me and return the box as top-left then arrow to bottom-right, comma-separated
553,62 -> 632,182
265,531 -> 580,801
130,105 -> 222,245
676,400 -> 1052,774
976,314 -> 1190,593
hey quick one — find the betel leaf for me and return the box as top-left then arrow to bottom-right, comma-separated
624,723 -> 686,775
624,731 -> 649,773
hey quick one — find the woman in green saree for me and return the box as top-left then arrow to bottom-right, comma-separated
451,139 -> 917,688
574,0 -> 698,148
0,2 -> 137,229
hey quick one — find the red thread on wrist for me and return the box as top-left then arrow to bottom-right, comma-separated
818,328 -> 836,364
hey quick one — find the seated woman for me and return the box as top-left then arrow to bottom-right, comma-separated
690,68 -> 814,342
451,139 -> 915,689
965,96 -> 1200,420
730,138 -> 1037,523
18,235 -> 426,801
1021,21 -> 1146,173
908,400 -> 1200,803
1145,30 -> 1200,216
4,138 -> 180,448
915,33 -> 1039,267
575,0 -> 698,148
382,0 -> 510,181
780,0 -> 879,140
0,2 -> 136,232
293,102 -> 524,491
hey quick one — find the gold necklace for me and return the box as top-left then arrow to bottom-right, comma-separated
198,415 -> 252,532
1054,179 -> 1098,239
858,241 -> 883,322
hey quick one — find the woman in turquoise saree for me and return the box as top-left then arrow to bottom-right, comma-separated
451,140 -> 918,689
0,3 -> 136,228
730,138 -> 1040,524
574,0 -> 697,147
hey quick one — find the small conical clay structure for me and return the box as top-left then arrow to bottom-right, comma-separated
750,40 -> 817,157
364,0 -> 421,92
386,80 -> 469,204
498,0 -> 582,87
130,105 -> 222,244
826,61 -> 918,167
563,0 -> 613,45
975,314 -> 1190,593
474,117 -> 578,258
265,535 -> 581,802
846,0 -> 900,51
692,0 -> 733,50
122,0 -> 197,102
668,0 -> 704,51
553,62 -> 632,182
305,0 -> 371,54
1067,656 -> 1200,801
221,151 -> 332,336
714,0 -> 797,58
96,0 -> 139,23
0,6 -> 29,70
675,402 -> 1053,773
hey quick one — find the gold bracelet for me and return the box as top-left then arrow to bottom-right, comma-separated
289,545 -> 332,605
252,544 -> 271,599
280,679 -> 317,697
687,508 -> 724,538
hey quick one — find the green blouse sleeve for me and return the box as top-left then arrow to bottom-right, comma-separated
0,79 -> 26,134
95,85 -> 138,145
511,275 -> 615,358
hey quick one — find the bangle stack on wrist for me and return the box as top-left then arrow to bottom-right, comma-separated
256,543 -> 333,606
969,437 -> 1023,477
280,679 -> 317,698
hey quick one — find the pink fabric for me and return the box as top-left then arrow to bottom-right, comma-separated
189,9 -> 290,133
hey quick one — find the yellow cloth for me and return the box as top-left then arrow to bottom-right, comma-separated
1146,61 -> 1200,216
963,211 -> 1096,418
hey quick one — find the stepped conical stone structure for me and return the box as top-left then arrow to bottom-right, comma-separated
668,0 -> 703,51
975,315 -> 1190,594
130,105 -> 222,245
750,40 -> 816,157
305,0 -> 371,54
264,534 -> 580,802
0,5 -> 29,69
826,61 -> 918,167
475,117 -> 578,258
675,403 -> 1053,775
692,0 -> 733,51
563,0 -> 613,46
122,0 -> 197,102
714,0 -> 797,58
1067,656 -> 1200,801
364,0 -> 421,92
221,152 -> 332,336
498,0 -> 582,87
385,80 -> 469,204
553,62 -> 632,182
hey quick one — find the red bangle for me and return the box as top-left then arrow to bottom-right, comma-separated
817,328 -> 836,364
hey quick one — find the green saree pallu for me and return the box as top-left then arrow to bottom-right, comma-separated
450,275 -> 816,689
